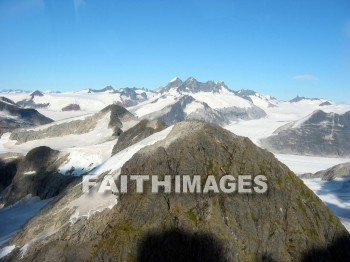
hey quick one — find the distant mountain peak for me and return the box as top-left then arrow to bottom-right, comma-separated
169,77 -> 181,83
88,86 -> 116,93
31,90 -> 44,98
290,95 -> 320,103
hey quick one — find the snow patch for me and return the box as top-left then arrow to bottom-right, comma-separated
23,171 -> 36,175
0,245 -> 16,259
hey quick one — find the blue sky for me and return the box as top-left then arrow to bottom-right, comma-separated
0,0 -> 349,102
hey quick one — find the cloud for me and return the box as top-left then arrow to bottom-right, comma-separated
73,0 -> 85,16
293,74 -> 319,81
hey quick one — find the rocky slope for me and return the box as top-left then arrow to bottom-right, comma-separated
0,146 -> 78,207
260,110 -> 350,157
112,119 -> 167,155
0,97 -> 53,136
3,121 -> 350,261
9,104 -> 136,144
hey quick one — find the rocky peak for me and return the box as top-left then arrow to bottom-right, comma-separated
88,86 -> 116,93
30,90 -> 44,98
177,77 -> 227,93
92,120 -> 350,261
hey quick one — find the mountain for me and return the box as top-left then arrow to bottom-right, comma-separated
30,90 -> 44,98
0,146 -> 77,207
2,121 -> 350,261
260,110 -> 350,157
0,97 -> 53,136
236,89 -> 278,109
6,104 -> 137,147
0,89 -> 30,94
16,86 -> 155,111
88,86 -> 116,93
299,162 -> 350,233
130,77 -> 266,125
290,96 -> 332,106
301,162 -> 350,180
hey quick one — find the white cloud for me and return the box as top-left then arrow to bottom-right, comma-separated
293,74 -> 319,81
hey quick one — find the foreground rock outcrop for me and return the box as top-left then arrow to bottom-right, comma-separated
3,121 -> 350,261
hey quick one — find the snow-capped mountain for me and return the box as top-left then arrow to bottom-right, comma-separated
4,86 -> 155,112
0,97 -> 53,136
260,110 -> 350,157
289,95 -> 333,106
2,77 -> 350,260
236,89 -> 278,109
130,77 -> 266,125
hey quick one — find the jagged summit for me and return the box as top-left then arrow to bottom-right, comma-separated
88,85 -> 116,93
161,77 -> 229,94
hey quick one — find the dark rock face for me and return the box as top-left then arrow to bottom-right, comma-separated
4,122 -> 350,261
0,97 -> 53,135
90,122 -> 350,261
261,110 -> 350,157
0,146 -> 77,206
61,104 -> 80,111
112,119 -> 168,155
0,154 -> 22,193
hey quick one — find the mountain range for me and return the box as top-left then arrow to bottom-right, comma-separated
1,77 -> 350,260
